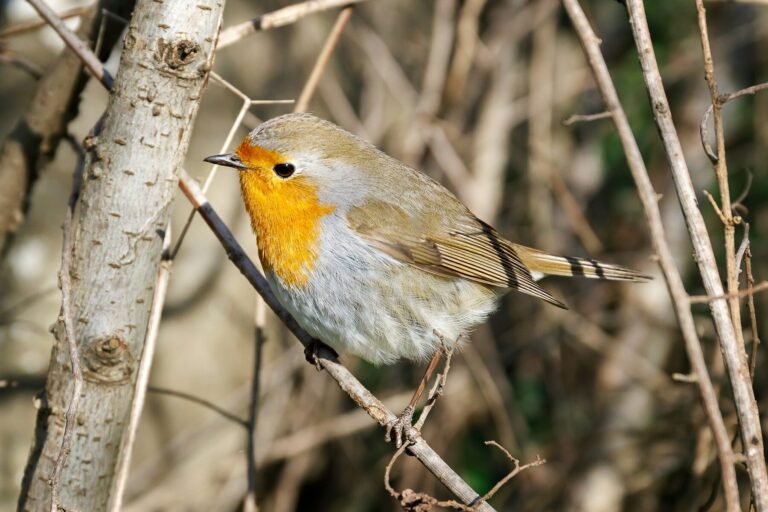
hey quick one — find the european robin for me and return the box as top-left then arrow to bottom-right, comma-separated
205,113 -> 649,445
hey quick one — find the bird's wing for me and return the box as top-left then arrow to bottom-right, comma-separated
346,199 -> 566,308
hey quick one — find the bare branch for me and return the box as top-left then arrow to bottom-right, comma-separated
146,386 -> 248,428
0,5 -> 90,38
294,6 -> 354,113
0,50 -> 44,79
562,110 -> 611,126
691,1 -> 768,506
689,282 -> 768,304
18,2 -> 224,509
26,0 -> 114,88
561,1 -> 742,508
244,300 -> 267,512
477,442 -> 545,503
217,0 -> 367,49
700,81 -> 768,163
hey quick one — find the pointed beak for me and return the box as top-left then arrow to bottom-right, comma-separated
203,153 -> 247,170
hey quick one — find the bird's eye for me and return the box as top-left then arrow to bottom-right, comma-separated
273,163 -> 295,178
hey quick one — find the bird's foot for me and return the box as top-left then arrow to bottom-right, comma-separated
385,405 -> 416,448
303,338 -> 337,371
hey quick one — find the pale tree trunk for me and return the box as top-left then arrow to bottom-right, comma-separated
17,1 -> 224,510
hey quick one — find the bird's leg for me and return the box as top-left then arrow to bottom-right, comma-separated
385,343 -> 445,448
303,338 -> 337,371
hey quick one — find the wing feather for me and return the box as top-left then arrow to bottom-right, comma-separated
347,201 -> 566,308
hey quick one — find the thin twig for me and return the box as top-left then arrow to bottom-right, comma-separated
735,222 -> 750,272
384,438 -> 543,511
294,6 -> 354,113
49,133 -> 85,512
217,0 -> 367,49
625,1 -> 768,508
147,385 -> 248,428
688,282 -> 768,304
0,50 -> 44,79
0,4 -> 91,38
700,82 -> 768,163
25,0 -> 114,88
561,1 -> 742,509
691,2 -> 768,506
745,245 -> 760,379
561,110 -> 611,126
476,442 -> 545,503
244,300 -> 267,512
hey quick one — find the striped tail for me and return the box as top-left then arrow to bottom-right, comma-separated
513,244 -> 652,282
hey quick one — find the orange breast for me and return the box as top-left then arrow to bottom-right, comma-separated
236,141 -> 335,287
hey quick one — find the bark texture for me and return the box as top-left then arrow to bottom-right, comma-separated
17,1 -> 223,510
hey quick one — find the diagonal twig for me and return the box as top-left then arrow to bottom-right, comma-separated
217,0 -> 367,49
294,6 -> 354,112
561,1 -> 742,509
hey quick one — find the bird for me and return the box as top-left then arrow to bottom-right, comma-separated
204,112 -> 650,446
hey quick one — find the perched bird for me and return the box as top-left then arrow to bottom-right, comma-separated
205,113 -> 649,445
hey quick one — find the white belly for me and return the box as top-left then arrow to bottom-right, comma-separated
264,215 -> 502,365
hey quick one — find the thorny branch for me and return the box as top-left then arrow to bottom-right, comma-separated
36,4 -> 501,509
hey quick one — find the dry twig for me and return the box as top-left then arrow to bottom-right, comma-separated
562,110 -> 611,126
26,0 -> 114,88
0,4 -> 90,38
217,0 -> 367,49
384,438 -> 544,511
624,0 -> 767,506
244,300 -> 267,512
294,6 -> 354,113
561,1 -> 742,508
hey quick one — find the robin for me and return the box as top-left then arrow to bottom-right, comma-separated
204,113 -> 649,446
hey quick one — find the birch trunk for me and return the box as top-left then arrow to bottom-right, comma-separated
17,1 -> 223,510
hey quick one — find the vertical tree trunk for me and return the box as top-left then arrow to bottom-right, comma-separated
17,1 -> 224,510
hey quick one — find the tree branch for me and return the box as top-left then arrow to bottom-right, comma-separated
561,1 -> 742,509
623,2 -> 768,507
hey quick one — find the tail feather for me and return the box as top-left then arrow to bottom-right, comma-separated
513,245 -> 652,282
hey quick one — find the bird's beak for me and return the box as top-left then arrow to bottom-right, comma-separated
203,153 -> 247,170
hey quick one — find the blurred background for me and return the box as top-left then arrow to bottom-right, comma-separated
1,0 -> 767,510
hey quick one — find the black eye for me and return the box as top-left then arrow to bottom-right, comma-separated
273,163 -> 295,178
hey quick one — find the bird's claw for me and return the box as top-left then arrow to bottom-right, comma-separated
385,405 -> 416,448
304,339 -> 336,371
